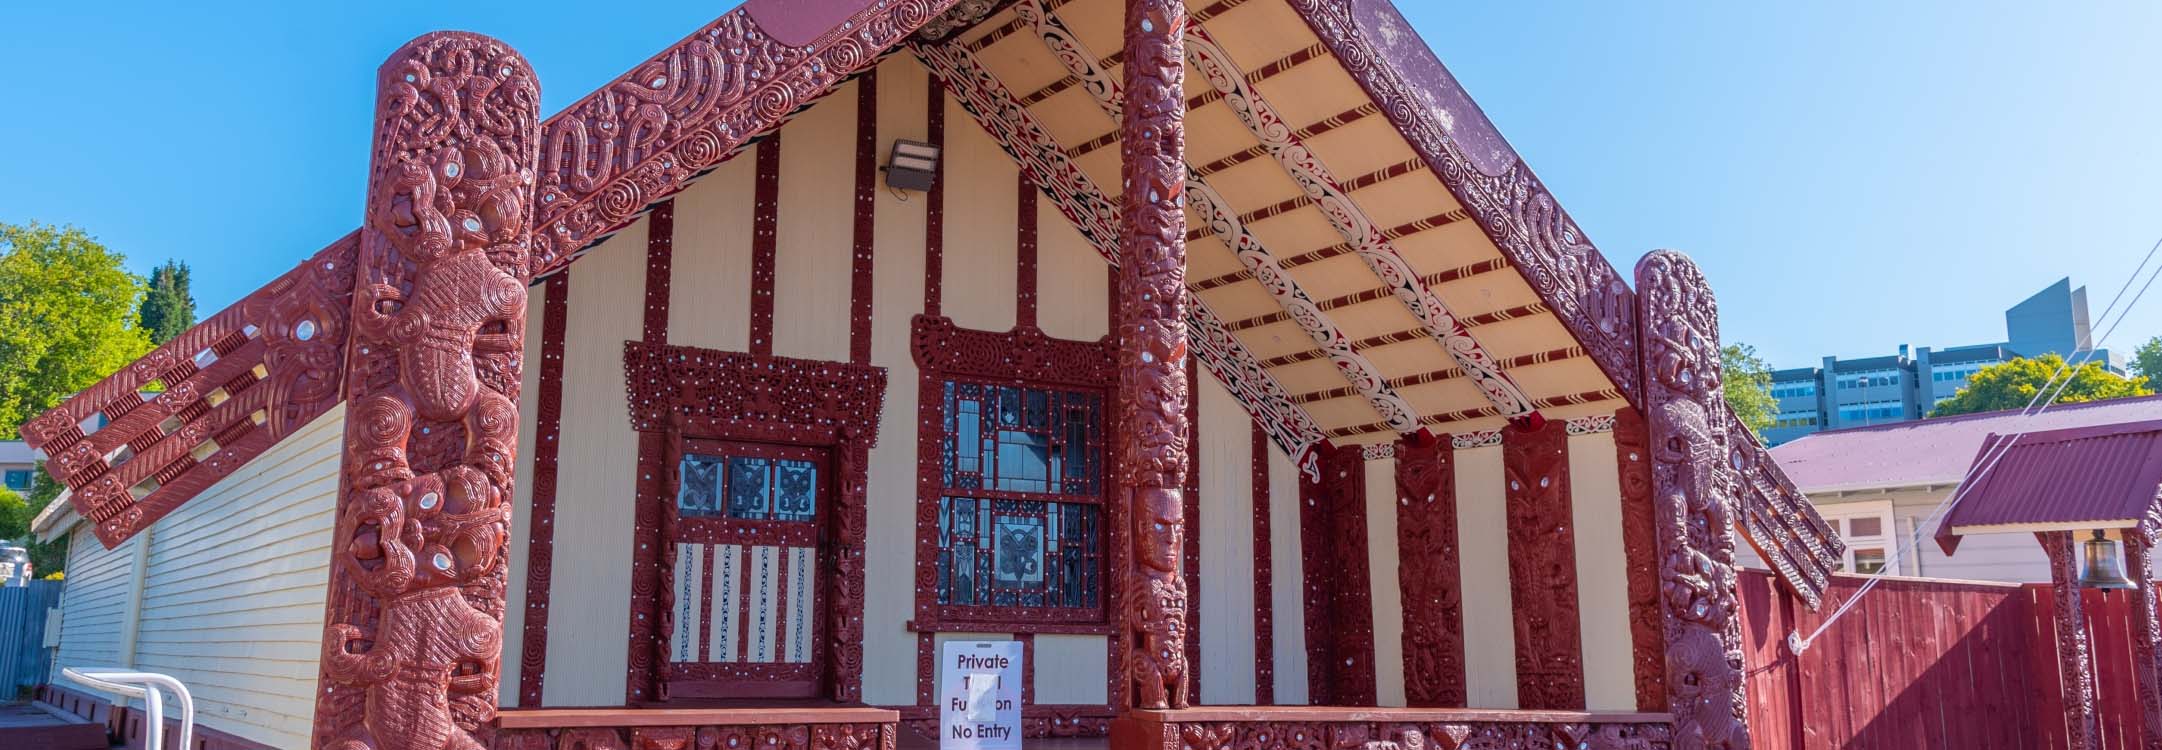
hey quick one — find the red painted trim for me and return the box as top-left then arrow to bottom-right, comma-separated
518,271 -> 572,707
1017,172 -> 1040,329
1611,407 -> 1667,712
1298,442 -> 1376,705
749,135 -> 782,356
851,71 -> 879,365
621,341 -> 887,704
1020,633 -> 1038,705
644,199 -> 675,343
1251,421 -> 1274,705
1183,354 -> 1202,701
923,82 -> 947,319
1502,418 -> 1585,710
1394,432 -> 1464,707
698,542 -> 717,664
40,684 -> 278,750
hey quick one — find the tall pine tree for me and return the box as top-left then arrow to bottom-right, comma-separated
139,259 -> 195,344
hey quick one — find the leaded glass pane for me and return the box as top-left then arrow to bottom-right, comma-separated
679,454 -> 723,518
774,459 -> 817,521
727,456 -> 771,520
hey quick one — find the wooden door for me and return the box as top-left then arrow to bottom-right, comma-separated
666,440 -> 831,698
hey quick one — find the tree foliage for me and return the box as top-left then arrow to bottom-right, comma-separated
1929,354 -> 2154,417
1723,342 -> 1777,440
0,223 -> 155,432
139,259 -> 196,345
2133,336 -> 2162,382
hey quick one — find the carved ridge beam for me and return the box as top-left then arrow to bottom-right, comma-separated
526,1 -> 969,276
1185,24 -> 1535,420
1015,0 -> 1423,435
910,31 -> 1331,470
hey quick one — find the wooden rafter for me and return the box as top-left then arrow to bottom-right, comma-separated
1220,258 -> 1510,328
1011,0 -> 1424,435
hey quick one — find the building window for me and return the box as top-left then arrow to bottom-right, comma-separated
1825,502 -> 1896,576
1,470 -> 27,492
934,380 -> 1107,619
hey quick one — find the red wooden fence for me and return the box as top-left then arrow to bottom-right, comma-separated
1739,570 -> 2158,749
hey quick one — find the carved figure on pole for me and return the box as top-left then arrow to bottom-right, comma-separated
314,31 -> 540,750
1633,251 -> 1747,749
1118,0 -> 1192,712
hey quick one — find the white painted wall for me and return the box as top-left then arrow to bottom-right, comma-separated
1267,440 -> 1309,705
1454,443 -> 1516,708
1364,455 -> 1405,707
1197,370 -> 1257,705
49,406 -> 345,749
1567,431 -> 1636,711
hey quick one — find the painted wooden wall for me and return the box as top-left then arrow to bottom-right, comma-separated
47,405 -> 345,749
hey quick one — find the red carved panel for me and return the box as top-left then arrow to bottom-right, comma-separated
750,135 -> 781,356
1183,355 -> 1202,701
23,233 -> 356,548
1502,419 -> 1583,710
1298,442 -> 1376,706
1251,422 -> 1275,705
1113,716 -> 1673,750
2041,530 -> 2101,750
1610,408 -> 1666,713
519,272 -> 573,706
620,341 -> 887,704
314,31 -> 539,750
1394,432 -> 1463,708
493,721 -> 893,750
2124,518 -> 2162,749
1118,0 -> 1193,711
1729,429 -> 1837,609
850,71 -> 878,365
1632,251 -> 1747,749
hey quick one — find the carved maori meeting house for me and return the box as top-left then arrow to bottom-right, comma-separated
22,1 -> 1844,748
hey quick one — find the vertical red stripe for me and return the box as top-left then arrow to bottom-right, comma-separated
850,72 -> 878,364
1016,172 -> 1039,328
517,271 -> 571,707
1502,419 -> 1585,710
1394,433 -> 1464,707
1613,408 -> 1668,711
1183,355 -> 1201,700
1299,442 -> 1375,704
643,200 -> 675,344
1019,633 -> 1037,706
698,544 -> 716,663
773,546 -> 792,663
749,135 -> 782,356
1251,422 -> 1275,705
924,82 -> 946,318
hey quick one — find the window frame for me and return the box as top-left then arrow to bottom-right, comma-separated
1822,500 -> 1897,575
931,376 -> 1111,627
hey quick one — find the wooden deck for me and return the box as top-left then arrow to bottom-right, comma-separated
0,701 -> 108,750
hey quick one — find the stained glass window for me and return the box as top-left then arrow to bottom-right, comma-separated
935,381 -> 1104,617
678,452 -> 818,522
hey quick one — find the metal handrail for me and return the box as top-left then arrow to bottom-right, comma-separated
60,667 -> 193,750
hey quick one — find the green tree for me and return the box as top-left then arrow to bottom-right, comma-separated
2132,336 -> 2162,382
0,222 -> 155,433
19,464 -> 66,576
1930,354 -> 2154,417
138,259 -> 195,345
1723,342 -> 1777,440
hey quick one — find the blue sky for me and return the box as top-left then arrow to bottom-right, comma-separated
3,2 -> 2159,369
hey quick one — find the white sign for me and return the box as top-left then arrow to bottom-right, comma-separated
939,640 -> 1022,750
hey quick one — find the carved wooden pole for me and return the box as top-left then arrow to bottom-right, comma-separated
2124,518 -> 2162,750
2041,530 -> 2103,750
1117,0 -> 1192,713
1633,251 -> 1749,750
314,32 -> 539,750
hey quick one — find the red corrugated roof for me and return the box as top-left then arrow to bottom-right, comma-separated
1936,418 -> 2162,555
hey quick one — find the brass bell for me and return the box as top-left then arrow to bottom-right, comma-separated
2080,529 -> 2139,590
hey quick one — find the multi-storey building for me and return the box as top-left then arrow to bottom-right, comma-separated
1762,279 -> 2124,445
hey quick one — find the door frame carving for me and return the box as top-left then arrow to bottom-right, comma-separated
622,340 -> 888,704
